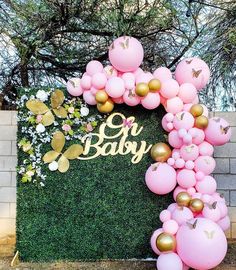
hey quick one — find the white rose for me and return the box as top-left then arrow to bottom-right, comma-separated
48,161 -> 58,171
80,107 -> 89,117
36,123 -> 46,133
36,90 -> 48,102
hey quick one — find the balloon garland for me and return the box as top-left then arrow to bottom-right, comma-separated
66,36 -> 232,270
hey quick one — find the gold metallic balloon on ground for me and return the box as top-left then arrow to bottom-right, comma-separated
176,192 -> 192,207
195,115 -> 209,129
135,83 -> 149,97
148,79 -> 161,92
95,90 -> 108,103
150,143 -> 172,162
97,98 -> 114,113
156,233 -> 176,252
190,104 -> 203,117
189,198 -> 204,213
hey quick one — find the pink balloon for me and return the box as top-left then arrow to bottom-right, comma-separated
201,194 -> 212,204
217,215 -> 230,232
150,228 -> 163,255
167,203 -> 178,213
163,219 -> 179,235
168,130 -> 183,148
145,163 -> 177,195
195,175 -> 217,195
187,187 -> 196,195
153,67 -> 172,83
189,128 -> 205,145
178,83 -> 197,103
200,104 -> 209,117
173,186 -> 187,201
182,263 -> 190,270
167,158 -> 175,166
176,218 -> 227,270
90,87 -> 98,96
217,201 -> 228,218
175,158 -> 185,169
105,77 -> 125,98
204,117 -> 231,146
67,78 -> 83,96
180,144 -> 199,161
136,72 -> 153,84
202,203 -> 221,222
141,92 -> 160,110
160,210 -> 171,223
173,112 -> 195,130
166,97 -> 184,114
198,141 -> 214,156
162,114 -> 174,132
108,36 -> 144,72
91,72 -> 107,89
192,192 -> 202,200
123,90 -> 140,106
103,65 -> 118,78
172,207 -> 194,225
194,155 -> 216,175
86,60 -> 103,76
112,96 -> 124,104
81,74 -> 92,90
160,79 -> 179,99
83,90 -> 96,105
156,253 -> 183,270
183,103 -> 193,112
175,57 -> 210,91
122,72 -> 135,89
177,169 -> 196,189
185,160 -> 195,170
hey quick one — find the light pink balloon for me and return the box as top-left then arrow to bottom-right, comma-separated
123,90 -> 140,106
108,36 -> 144,72
166,97 -> 184,114
86,60 -> 103,76
178,83 -> 197,103
167,158 -> 175,166
133,67 -> 144,79
172,207 -> 194,225
173,186 -> 187,201
201,194 -> 212,204
189,128 -> 205,145
195,175 -> 217,195
105,77 -> 125,98
202,203 -> 221,222
175,57 -> 210,91
177,169 -> 196,189
217,215 -> 230,232
195,171 -> 205,181
156,253 -> 183,270
91,72 -> 107,89
160,209 -> 171,223
83,90 -> 96,105
163,219 -> 179,235
90,87 -> 98,96
185,160 -> 195,170
160,79 -> 179,99
167,203 -> 178,213
103,65 -> 118,78
136,72 -> 153,84
122,72 -> 135,89
192,192 -> 202,199
173,112 -> 195,130
176,218 -> 227,270
204,117 -> 231,146
182,263 -> 190,270
150,228 -> 163,255
81,74 -> 92,90
112,96 -> 124,104
168,130 -> 183,148
141,92 -> 160,110
145,163 -> 177,195
175,158 -> 185,169
194,155 -> 216,175
162,115 -> 174,132
180,144 -> 199,161
187,187 -> 196,195
198,141 -> 214,156
153,67 -> 172,83
67,78 -> 83,96
183,103 -> 193,112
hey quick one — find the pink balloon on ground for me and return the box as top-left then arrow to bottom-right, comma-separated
150,228 -> 163,255
194,155 -> 216,175
81,74 -> 92,90
86,60 -> 103,76
160,79 -> 179,99
66,78 -> 83,96
180,144 -> 199,161
136,72 -> 153,84
123,90 -> 140,106
112,96 -> 124,104
175,57 -> 210,91
217,215 -> 230,231
172,207 -> 194,225
167,158 -> 175,166
202,203 -> 221,222
133,67 -> 144,79
153,67 -> 172,83
166,97 -> 184,114
105,77 -> 125,98
108,36 -> 144,72
122,72 -> 135,89
91,72 -> 107,89
211,192 -> 226,204
189,128 -> 205,145
145,163 -> 177,195
176,218 -> 227,270
163,219 -> 179,234
168,130 -> 183,148
141,92 -> 160,110
173,186 -> 187,201
178,83 -> 197,103
195,175 -> 217,195
159,210 -> 171,222
156,253 -> 183,270
177,169 -> 196,189
198,141 -> 214,156
173,112 -> 195,130
103,65 -> 118,78
195,171 -> 205,181
83,90 -> 96,105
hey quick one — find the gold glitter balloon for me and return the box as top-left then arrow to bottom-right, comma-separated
150,143 -> 172,162
190,104 -> 203,117
135,83 -> 149,97
95,90 -> 108,103
97,98 -> 114,113
156,233 -> 176,252
189,198 -> 204,213
176,192 -> 192,207
195,115 -> 209,129
148,79 -> 161,92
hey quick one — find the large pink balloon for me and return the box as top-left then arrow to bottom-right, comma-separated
105,77 -> 125,98
202,203 -> 221,222
178,83 -> 197,103
189,128 -> 205,145
66,78 -> 83,96
150,228 -> 163,255
195,175 -> 217,195
86,60 -> 103,76
217,215 -> 230,231
145,163 -> 177,195
160,79 -> 179,99
177,218 -> 227,270
175,57 -> 210,91
156,253 -> 183,270
141,92 -> 160,110
177,169 -> 196,189
163,219 -> 179,234
153,67 -> 172,83
194,155 -> 216,175
172,207 -> 194,225
108,36 -> 144,72
159,210 -> 171,222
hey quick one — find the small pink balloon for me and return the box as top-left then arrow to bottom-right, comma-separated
195,175 -> 217,195
173,112 -> 195,130
183,103 -> 193,112
198,141 -> 214,156
81,74 -> 92,90
103,65 -> 118,78
202,203 -> 221,222
150,228 -> 163,255
162,114 -> 174,132
105,77 -> 125,98
195,171 -> 205,181
167,122 -> 174,130
123,90 -> 140,106
136,72 -> 153,84
123,78 -> 135,90
86,60 -> 103,76
178,83 -> 197,103
217,215 -> 230,232
91,72 -> 107,89
166,97 -> 184,114
157,253 -> 183,270
160,79 -> 179,99
167,203 -> 178,213
163,219 -> 179,235
183,134 -> 192,145
112,96 -> 124,104
160,210 -> 171,223
194,155 -> 216,175
83,90 -> 96,105
173,186 -> 187,201
168,130 -> 183,148
90,87 -> 98,96
177,169 -> 196,189
192,192 -> 202,199
67,78 -> 83,96
109,36 -> 144,72
172,207 -> 194,225
153,67 -> 172,83
145,163 -> 177,195
180,144 -> 199,161
175,57 -> 210,91
189,128 -> 205,145
187,187 -> 196,195
175,158 -> 185,169
167,158 -> 175,166
182,263 -> 190,270
185,160 -> 195,170
141,92 -> 160,110
166,113 -> 174,122
133,67 -> 144,79
201,194 -> 212,204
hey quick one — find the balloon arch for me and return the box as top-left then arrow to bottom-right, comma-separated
66,36 -> 231,270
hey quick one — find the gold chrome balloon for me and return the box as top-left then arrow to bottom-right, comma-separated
148,79 -> 161,92
135,83 -> 149,97
189,198 -> 204,213
190,104 -> 203,117
95,90 -> 108,103
156,233 -> 176,252
176,192 -> 192,207
195,115 -> 209,129
97,98 -> 114,113
150,143 -> 172,162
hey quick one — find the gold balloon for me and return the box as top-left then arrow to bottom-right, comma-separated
190,104 -> 203,117
95,90 -> 108,103
195,115 -> 209,129
135,83 -> 149,97
156,233 -> 176,252
148,79 -> 161,92
150,143 -> 172,162
176,192 -> 192,207
97,98 -> 114,113
189,198 -> 204,213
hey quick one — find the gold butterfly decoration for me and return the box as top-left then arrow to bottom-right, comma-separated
206,201 -> 217,209
192,68 -> 202,78
120,37 -> 130,49
186,59 -> 193,64
26,89 -> 67,126
43,131 -> 83,173
186,219 -> 198,229
176,112 -> 185,121
220,125 -> 230,134
204,230 -> 215,239
185,145 -> 194,153
128,89 -> 135,98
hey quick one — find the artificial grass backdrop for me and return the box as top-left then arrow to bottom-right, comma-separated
17,89 -> 173,261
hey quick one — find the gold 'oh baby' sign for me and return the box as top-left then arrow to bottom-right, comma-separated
78,113 -> 152,164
